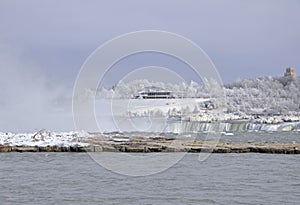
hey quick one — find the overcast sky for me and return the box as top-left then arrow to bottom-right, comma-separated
0,0 -> 299,132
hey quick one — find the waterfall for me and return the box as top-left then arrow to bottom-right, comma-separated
167,121 -> 300,133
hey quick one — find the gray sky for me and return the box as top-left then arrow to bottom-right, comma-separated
0,0 -> 299,132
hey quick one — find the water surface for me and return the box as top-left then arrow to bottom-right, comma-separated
0,153 -> 299,204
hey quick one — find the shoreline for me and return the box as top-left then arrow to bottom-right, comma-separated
1,139 -> 299,154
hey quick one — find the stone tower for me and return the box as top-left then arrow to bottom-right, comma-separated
284,67 -> 296,77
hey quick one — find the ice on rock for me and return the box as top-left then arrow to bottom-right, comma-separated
0,131 -> 91,147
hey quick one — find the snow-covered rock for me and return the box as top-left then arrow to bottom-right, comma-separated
0,130 -> 90,147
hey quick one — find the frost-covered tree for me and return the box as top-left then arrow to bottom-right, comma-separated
95,76 -> 300,115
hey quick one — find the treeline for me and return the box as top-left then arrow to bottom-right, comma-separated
225,76 -> 300,114
97,76 -> 300,115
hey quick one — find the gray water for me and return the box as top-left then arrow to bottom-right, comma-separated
219,131 -> 300,143
120,131 -> 300,143
0,153 -> 299,205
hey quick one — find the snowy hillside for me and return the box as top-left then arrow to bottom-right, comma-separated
225,76 -> 300,115
96,76 -> 300,117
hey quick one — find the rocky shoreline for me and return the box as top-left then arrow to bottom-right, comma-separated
1,137 -> 299,154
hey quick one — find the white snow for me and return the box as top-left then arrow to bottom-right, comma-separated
97,77 -> 300,117
0,130 -> 90,147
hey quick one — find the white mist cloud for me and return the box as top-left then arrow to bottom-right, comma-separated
0,43 -> 74,132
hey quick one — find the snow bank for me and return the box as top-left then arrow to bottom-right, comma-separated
0,130 -> 91,147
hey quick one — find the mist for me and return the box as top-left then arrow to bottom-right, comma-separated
0,44 -> 74,133
1,0 -> 299,132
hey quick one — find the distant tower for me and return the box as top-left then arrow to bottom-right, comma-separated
284,67 -> 296,77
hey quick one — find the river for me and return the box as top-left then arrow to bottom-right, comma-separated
0,151 -> 299,204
